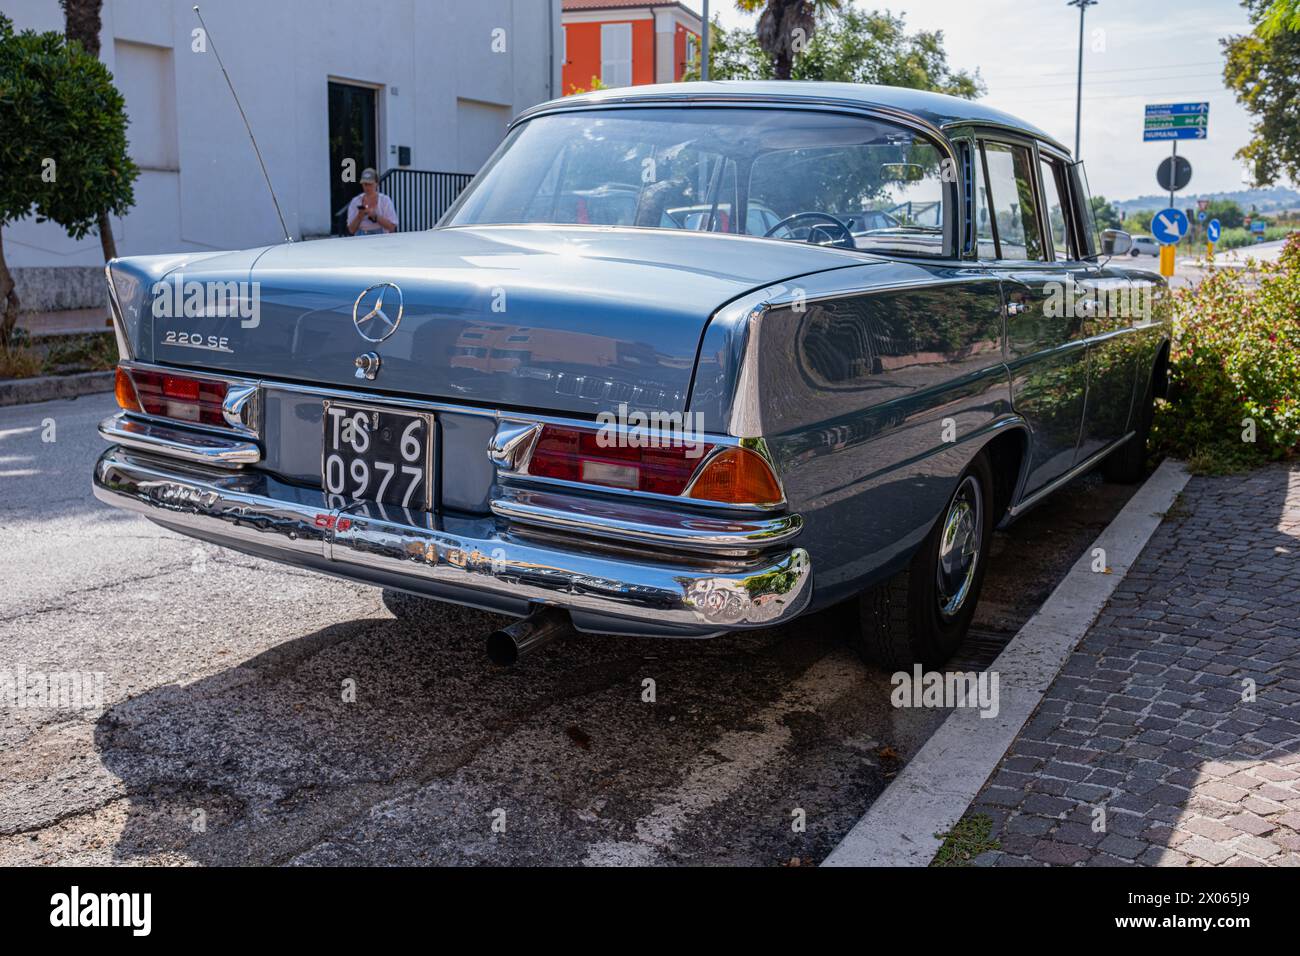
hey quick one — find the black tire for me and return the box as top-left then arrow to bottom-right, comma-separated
1102,369 -> 1155,483
851,452 -> 995,670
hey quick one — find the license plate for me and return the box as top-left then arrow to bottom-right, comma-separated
321,401 -> 434,510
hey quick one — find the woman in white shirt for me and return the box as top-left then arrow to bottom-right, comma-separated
347,168 -> 399,235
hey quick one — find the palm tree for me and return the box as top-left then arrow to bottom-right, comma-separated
59,0 -> 118,261
734,0 -> 842,80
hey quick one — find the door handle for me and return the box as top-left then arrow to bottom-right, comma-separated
1004,301 -> 1027,316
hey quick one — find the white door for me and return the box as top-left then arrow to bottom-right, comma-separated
601,23 -> 633,88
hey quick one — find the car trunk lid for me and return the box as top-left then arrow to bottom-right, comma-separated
148,225 -> 868,416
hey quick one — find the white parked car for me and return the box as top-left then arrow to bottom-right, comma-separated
1130,235 -> 1160,257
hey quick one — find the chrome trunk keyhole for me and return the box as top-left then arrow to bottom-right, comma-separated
354,352 -> 381,381
936,474 -> 982,619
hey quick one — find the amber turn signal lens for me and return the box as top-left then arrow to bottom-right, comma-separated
114,366 -> 141,412
686,447 -> 784,506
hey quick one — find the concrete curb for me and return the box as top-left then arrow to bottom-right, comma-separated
822,459 -> 1192,867
0,370 -> 115,408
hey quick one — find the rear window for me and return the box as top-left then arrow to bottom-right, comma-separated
445,107 -> 952,257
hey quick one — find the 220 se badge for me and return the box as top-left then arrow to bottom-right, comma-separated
93,81 -> 1169,668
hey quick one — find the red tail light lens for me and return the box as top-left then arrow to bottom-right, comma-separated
526,425 -> 713,496
119,367 -> 228,428
522,424 -> 784,506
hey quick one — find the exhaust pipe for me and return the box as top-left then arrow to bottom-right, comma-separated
487,607 -> 574,666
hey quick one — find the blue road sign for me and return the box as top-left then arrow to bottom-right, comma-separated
1151,208 -> 1190,245
1145,102 -> 1210,116
1207,219 -> 1221,243
1144,102 -> 1209,141
1198,211 -> 1207,222
1252,221 -> 1267,233
1145,127 -> 1208,142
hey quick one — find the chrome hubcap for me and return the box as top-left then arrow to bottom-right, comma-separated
936,475 -> 983,619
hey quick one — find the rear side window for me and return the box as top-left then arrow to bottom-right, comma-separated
1039,158 -> 1073,260
981,142 -> 1044,261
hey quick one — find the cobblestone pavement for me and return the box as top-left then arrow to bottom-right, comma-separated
964,464 -> 1300,867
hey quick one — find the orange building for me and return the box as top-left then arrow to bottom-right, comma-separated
561,1 -> 702,95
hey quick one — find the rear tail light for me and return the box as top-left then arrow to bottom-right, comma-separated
522,424 -> 783,506
114,367 -> 141,413
685,446 -> 785,506
116,366 -> 228,428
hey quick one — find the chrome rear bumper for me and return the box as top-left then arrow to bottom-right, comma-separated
92,446 -> 812,637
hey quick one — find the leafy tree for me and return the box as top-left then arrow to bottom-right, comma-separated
1090,196 -> 1122,230
689,5 -> 983,98
1224,0 -> 1300,186
1261,0 -> 1300,34
0,13 -> 137,346
1205,198 -> 1246,228
734,0 -> 843,80
60,0 -> 120,261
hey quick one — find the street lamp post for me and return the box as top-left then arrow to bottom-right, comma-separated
1068,0 -> 1097,159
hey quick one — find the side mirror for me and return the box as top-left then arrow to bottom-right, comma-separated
1101,228 -> 1132,257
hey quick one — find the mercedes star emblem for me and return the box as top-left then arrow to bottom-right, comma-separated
352,282 -> 404,343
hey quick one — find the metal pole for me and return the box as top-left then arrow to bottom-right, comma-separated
701,0 -> 710,81
1068,0 -> 1097,159
1170,141 -> 1177,210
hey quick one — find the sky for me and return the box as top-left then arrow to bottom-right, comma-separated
704,0 -> 1268,202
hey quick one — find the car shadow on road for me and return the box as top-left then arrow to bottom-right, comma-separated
90,595 -> 895,865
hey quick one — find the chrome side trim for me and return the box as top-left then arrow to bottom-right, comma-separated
98,414 -> 262,467
221,383 -> 261,437
488,421 -> 542,470
491,487 -> 802,555
1007,431 -> 1134,518
93,447 -> 812,633
105,262 -> 131,361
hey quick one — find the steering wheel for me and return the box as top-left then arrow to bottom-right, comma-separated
765,211 -> 855,248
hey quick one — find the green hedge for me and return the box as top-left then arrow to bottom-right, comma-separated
1215,226 -> 1294,251
1153,234 -> 1300,471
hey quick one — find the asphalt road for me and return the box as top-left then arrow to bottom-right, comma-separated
0,393 -> 1134,866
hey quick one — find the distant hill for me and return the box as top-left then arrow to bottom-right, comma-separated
1112,187 -> 1300,215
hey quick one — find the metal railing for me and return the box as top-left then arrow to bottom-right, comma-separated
381,168 -> 476,231
333,168 -> 475,235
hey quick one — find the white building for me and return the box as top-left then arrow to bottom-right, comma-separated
4,0 -> 561,292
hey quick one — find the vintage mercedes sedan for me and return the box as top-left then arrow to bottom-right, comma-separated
93,82 -> 1169,668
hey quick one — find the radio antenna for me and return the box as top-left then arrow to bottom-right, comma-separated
193,5 -> 292,243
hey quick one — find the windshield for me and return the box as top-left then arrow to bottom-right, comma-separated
444,108 -> 951,257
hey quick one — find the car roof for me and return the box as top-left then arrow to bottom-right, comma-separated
520,80 -> 1068,154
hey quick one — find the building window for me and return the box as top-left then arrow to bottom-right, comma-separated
600,22 -> 633,88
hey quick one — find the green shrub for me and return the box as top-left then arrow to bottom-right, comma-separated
1153,233 -> 1300,468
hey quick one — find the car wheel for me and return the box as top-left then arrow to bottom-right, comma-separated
1130,249 -> 1140,257
851,452 -> 995,670
1102,368 -> 1155,483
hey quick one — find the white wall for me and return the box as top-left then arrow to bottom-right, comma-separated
3,0 -> 562,268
